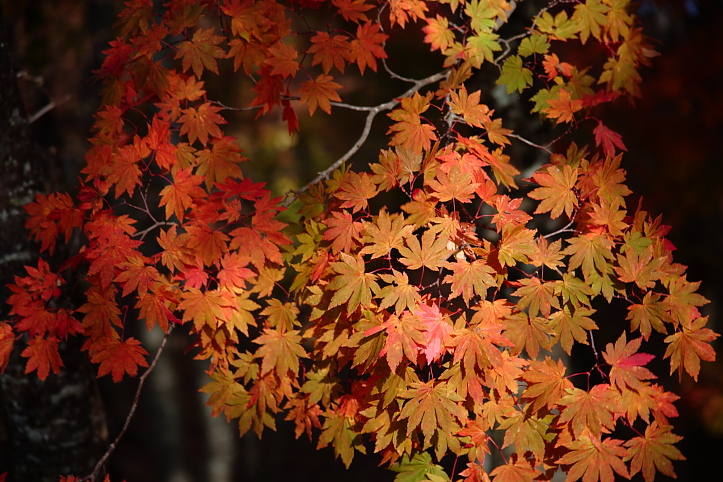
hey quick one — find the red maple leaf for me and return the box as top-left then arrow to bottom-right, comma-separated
594,121 -> 627,158
90,335 -> 150,382
414,303 -> 453,363
350,21 -> 388,74
22,335 -> 63,381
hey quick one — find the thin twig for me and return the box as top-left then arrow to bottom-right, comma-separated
28,95 -> 71,124
282,70 -> 449,207
82,325 -> 175,482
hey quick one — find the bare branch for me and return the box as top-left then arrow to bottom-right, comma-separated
282,70 -> 449,207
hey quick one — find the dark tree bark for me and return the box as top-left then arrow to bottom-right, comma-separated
0,5 -> 107,480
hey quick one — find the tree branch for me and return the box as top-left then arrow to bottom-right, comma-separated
283,70 -> 449,207
82,325 -> 174,482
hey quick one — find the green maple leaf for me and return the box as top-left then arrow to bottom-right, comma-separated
317,412 -> 366,468
496,55 -> 533,94
391,452 -> 449,482
571,0 -> 610,44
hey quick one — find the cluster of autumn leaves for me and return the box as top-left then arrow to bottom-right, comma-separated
0,0 -> 718,481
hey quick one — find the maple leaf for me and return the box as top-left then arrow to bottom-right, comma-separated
376,270 -> 421,314
115,255 -> 160,297
558,384 -> 618,438
387,92 -> 437,154
512,277 -> 560,318
444,258 -> 496,305
327,252 -> 379,312
626,292 -> 670,341
593,121 -> 627,158
322,210 -> 364,253
299,74 -> 342,115
0,323 -> 13,372
398,229 -> 450,271
265,41 -> 300,78
549,305 -> 598,354
529,164 -> 579,219
391,453 -> 449,482
218,253 -> 255,293
307,32 -> 352,73
522,357 -> 573,412
496,225 -> 536,268
179,102 -> 226,146
602,332 -> 656,392
424,15 -> 455,52
664,316 -> 718,381
360,208 -> 414,259
196,136 -> 247,186
449,317 -> 509,375
457,461 -> 490,482
106,144 -> 144,198
185,221 -> 229,266
333,0 -> 374,23
572,0 -> 610,44
563,233 -> 614,282
414,303 -> 453,363
349,21 -> 388,74
159,168 -> 206,221
90,336 -> 150,382
559,435 -> 630,482
175,28 -> 225,78
333,171 -> 378,212
388,0 -> 428,28
624,422 -> 684,482
254,327 -> 307,376
449,86 -> 490,127
398,380 -> 466,445
428,165 -> 479,203
543,89 -> 583,123
364,312 -> 425,371
497,55 -> 533,94
503,311 -> 551,359
489,457 -> 539,482
178,288 -> 237,331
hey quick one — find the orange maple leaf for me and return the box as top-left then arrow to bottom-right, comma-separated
543,88 -> 583,123
179,102 -> 226,146
387,92 -> 437,154
559,435 -> 631,482
364,312 -> 424,371
602,332 -> 656,392
664,315 -> 718,381
299,74 -> 342,115
307,32 -> 352,74
624,422 -> 684,482
350,21 -> 388,74
159,168 -> 206,221
175,28 -> 226,78
529,164 -> 579,219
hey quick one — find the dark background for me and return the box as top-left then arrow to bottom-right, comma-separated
1,0 -> 722,480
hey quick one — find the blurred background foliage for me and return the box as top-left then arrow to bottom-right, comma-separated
0,0 -> 721,480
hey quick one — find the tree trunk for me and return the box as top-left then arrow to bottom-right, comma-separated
0,4 -> 107,480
